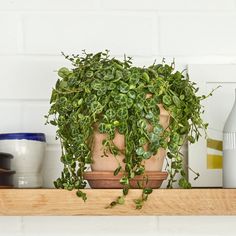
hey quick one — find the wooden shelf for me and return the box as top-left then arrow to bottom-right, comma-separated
0,189 -> 235,216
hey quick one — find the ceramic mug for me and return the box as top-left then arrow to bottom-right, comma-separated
0,133 -> 46,188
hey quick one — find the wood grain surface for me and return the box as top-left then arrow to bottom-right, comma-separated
0,189 -> 235,216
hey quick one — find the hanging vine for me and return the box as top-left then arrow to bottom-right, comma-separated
46,50 -> 212,209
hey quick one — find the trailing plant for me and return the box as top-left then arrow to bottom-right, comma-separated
46,50 -> 211,209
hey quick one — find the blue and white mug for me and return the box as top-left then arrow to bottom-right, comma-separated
0,133 -> 46,188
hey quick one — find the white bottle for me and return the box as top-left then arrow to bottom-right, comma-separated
223,88 -> 236,188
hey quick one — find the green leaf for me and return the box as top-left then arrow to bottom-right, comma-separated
127,90 -> 136,99
137,119 -> 147,130
136,147 -> 145,156
148,85 -> 155,93
167,152 -> 174,159
163,95 -> 172,105
149,133 -> 159,142
86,70 -> 93,78
145,111 -> 154,119
104,74 -> 114,81
90,101 -> 103,113
117,196 -> 125,205
126,98 -> 134,108
113,120 -> 119,126
76,190 -> 87,202
50,120 -> 57,126
178,178 -> 191,189
117,108 -> 128,119
139,137 -> 147,146
188,136 -> 195,143
143,188 -> 153,194
143,151 -> 153,159
115,70 -> 123,80
123,186 -> 129,196
153,125 -> 163,134
114,94 -> 128,105
105,109 -> 116,119
54,178 -> 62,189
78,98 -> 83,106
129,76 -> 139,84
142,72 -> 150,83
107,201 -> 117,208
91,79 -> 102,90
114,166 -> 122,176
119,82 -> 129,93
114,62 -> 123,70
107,82 -> 116,90
59,80 -> 68,89
129,84 -> 136,90
50,89 -> 57,104
135,166 -> 145,175
172,95 -> 181,108
120,177 -> 129,185
98,123 -> 106,133
134,199 -> 143,209
118,122 -> 128,134
58,67 -> 70,79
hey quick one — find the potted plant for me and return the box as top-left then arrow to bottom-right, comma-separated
46,50 -> 211,209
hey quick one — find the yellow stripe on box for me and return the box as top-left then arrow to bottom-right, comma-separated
207,154 -> 222,169
207,138 -> 223,151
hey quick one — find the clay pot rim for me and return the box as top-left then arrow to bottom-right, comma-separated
84,171 -> 168,181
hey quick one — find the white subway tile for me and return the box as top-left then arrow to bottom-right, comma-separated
0,0 -> 98,11
0,100 -> 58,143
0,101 -> 22,132
0,217 -> 22,236
22,12 -> 158,56
158,216 -> 236,236
0,14 -> 19,54
160,13 -> 236,56
42,144 -> 63,188
21,101 -> 58,144
23,216 -> 158,236
0,56 -> 69,99
101,0 -> 235,11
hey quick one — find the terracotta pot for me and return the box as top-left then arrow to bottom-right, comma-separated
91,104 -> 170,172
84,171 -> 168,189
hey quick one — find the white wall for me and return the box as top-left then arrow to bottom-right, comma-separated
1,0 -> 236,235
